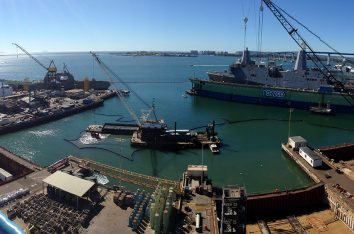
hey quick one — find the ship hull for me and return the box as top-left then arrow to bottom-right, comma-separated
190,79 -> 354,113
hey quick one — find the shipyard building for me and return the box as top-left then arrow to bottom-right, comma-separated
221,185 -> 247,234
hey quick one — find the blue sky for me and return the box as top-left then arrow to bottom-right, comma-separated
0,0 -> 353,54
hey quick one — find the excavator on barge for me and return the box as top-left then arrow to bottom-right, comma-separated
87,52 -> 220,150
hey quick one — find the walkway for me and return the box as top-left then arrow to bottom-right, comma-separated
80,158 -> 181,192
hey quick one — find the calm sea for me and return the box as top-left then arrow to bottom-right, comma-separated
0,53 -> 353,194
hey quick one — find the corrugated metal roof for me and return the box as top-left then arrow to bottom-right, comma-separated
289,136 -> 307,143
299,147 -> 320,160
43,171 -> 94,197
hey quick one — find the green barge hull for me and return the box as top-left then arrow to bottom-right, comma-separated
190,78 -> 354,113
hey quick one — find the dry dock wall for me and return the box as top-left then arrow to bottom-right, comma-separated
320,143 -> 354,162
247,183 -> 325,220
0,147 -> 37,185
326,184 -> 354,230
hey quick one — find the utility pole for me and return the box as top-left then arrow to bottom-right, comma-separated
201,143 -> 204,186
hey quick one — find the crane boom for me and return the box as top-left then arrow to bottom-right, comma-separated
90,52 -> 141,125
262,0 -> 354,107
12,43 -> 57,73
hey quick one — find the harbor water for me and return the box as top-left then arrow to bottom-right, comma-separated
1,53 -> 354,194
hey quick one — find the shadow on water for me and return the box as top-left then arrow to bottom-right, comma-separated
150,149 -> 158,177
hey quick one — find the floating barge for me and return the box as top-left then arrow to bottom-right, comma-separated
131,120 -> 220,149
86,121 -> 221,150
87,123 -> 139,135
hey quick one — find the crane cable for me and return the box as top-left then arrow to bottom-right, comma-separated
256,0 -> 264,61
272,1 -> 352,65
90,52 -> 141,124
92,53 -> 151,109
241,0 -> 251,50
262,0 -> 354,107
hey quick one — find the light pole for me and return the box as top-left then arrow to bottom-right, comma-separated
288,108 -> 294,139
201,143 -> 204,185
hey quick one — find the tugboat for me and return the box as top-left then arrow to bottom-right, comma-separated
310,102 -> 332,115
209,144 -> 220,154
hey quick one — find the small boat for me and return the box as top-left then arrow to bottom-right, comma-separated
91,132 -> 101,139
209,144 -> 220,154
310,102 -> 332,115
118,89 -> 130,96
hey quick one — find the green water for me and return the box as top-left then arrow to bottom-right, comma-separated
1,53 -> 353,194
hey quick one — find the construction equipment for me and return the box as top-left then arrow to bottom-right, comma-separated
13,43 -> 76,90
90,52 -> 156,126
12,43 -> 57,75
262,0 -> 354,107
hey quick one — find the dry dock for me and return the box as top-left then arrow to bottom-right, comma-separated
281,138 -> 354,231
0,147 -> 42,184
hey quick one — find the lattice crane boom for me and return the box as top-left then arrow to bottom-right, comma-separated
90,52 -> 141,125
12,43 -> 57,73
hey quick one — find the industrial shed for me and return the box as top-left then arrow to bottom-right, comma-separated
42,171 -> 95,209
288,136 -> 307,150
299,146 -> 322,168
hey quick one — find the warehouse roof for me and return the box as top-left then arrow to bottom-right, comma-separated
43,171 -> 95,197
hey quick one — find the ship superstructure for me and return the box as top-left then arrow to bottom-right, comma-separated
189,0 -> 354,113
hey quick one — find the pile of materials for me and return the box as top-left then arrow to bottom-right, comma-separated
0,188 -> 29,207
128,189 -> 151,231
12,194 -> 90,234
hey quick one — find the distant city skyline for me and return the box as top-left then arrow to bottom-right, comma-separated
1,0 -> 353,54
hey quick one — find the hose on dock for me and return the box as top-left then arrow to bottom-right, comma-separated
93,112 -> 123,117
190,117 -> 354,133
189,118 -> 303,130
64,131 -> 148,162
115,116 -> 135,123
93,110 -> 135,123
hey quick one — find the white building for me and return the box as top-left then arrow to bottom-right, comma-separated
0,85 -> 13,97
288,136 -> 307,150
299,146 -> 322,168
0,168 -> 13,181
